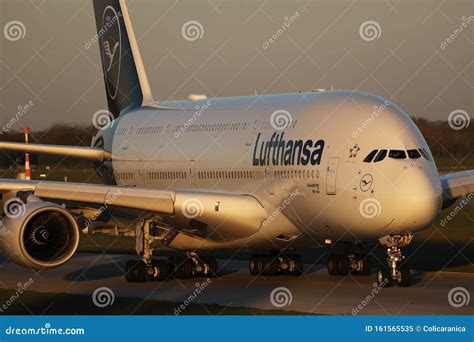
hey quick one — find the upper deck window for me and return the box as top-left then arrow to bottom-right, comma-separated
389,150 -> 407,159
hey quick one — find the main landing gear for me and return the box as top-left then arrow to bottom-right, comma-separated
327,253 -> 371,276
249,253 -> 303,276
125,254 -> 218,283
376,234 -> 412,287
124,220 -> 218,282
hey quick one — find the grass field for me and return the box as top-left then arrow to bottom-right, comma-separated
0,289 -> 301,315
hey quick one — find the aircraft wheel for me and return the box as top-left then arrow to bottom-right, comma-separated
256,255 -> 266,274
290,254 -> 303,275
396,266 -> 411,287
125,260 -> 147,283
263,256 -> 279,276
360,254 -> 372,275
376,267 -> 391,286
336,254 -> 350,275
249,255 -> 260,275
172,257 -> 195,279
150,259 -> 170,281
327,254 -> 339,275
203,257 -> 218,278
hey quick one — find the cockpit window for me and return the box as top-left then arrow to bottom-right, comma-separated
363,149 -> 378,163
418,148 -> 433,161
407,149 -> 421,159
373,149 -> 387,162
388,150 -> 406,159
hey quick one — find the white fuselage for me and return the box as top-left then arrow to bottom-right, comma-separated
95,90 -> 443,250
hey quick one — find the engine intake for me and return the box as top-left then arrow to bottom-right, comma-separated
0,200 -> 79,269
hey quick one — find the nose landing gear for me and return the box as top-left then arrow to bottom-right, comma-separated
376,234 -> 412,287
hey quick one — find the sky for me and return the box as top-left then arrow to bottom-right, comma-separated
0,0 -> 473,130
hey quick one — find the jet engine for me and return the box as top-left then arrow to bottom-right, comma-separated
0,198 -> 79,269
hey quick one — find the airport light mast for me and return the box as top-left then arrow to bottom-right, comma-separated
21,126 -> 31,180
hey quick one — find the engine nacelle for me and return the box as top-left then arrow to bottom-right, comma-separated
0,200 -> 79,269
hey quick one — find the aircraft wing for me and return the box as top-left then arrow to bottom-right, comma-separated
0,142 -> 110,161
0,179 -> 267,241
440,170 -> 474,209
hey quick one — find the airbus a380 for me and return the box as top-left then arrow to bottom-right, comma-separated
0,0 -> 472,287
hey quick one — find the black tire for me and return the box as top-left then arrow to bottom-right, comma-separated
264,256 -> 279,276
360,254 -> 372,275
203,257 -> 218,278
249,255 -> 259,275
336,254 -> 350,275
175,258 -> 194,279
292,255 -> 303,275
256,255 -> 265,274
376,267 -> 391,286
396,266 -> 411,287
327,254 -> 338,275
125,260 -> 147,283
151,259 -> 170,281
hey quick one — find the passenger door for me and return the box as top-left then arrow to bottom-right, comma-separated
326,157 -> 339,195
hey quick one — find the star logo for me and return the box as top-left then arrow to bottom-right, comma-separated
349,144 -> 360,158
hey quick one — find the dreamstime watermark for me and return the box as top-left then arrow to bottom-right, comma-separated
92,109 -> 115,130
359,21 -> 382,41
3,21 -> 26,41
263,189 -> 301,226
181,198 -> 204,219
270,109 -> 293,130
440,192 -> 473,227
5,323 -> 85,336
173,278 -> 212,315
181,20 -> 204,41
447,109 -> 470,130
270,287 -> 292,308
1,101 -> 34,135
0,278 -> 34,313
448,287 -> 470,308
440,16 -> 474,50
352,100 -> 389,138
84,11 -> 122,49
3,198 -> 26,219
359,198 -> 382,219
174,100 -> 212,138
352,280 -> 390,315
92,287 -> 115,308
84,190 -> 122,228
262,12 -> 301,50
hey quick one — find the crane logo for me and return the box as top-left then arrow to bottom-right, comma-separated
101,6 -> 122,101
103,40 -> 119,72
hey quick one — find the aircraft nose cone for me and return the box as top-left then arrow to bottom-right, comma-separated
396,168 -> 442,232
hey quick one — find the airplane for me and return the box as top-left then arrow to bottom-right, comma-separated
0,0 -> 472,287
